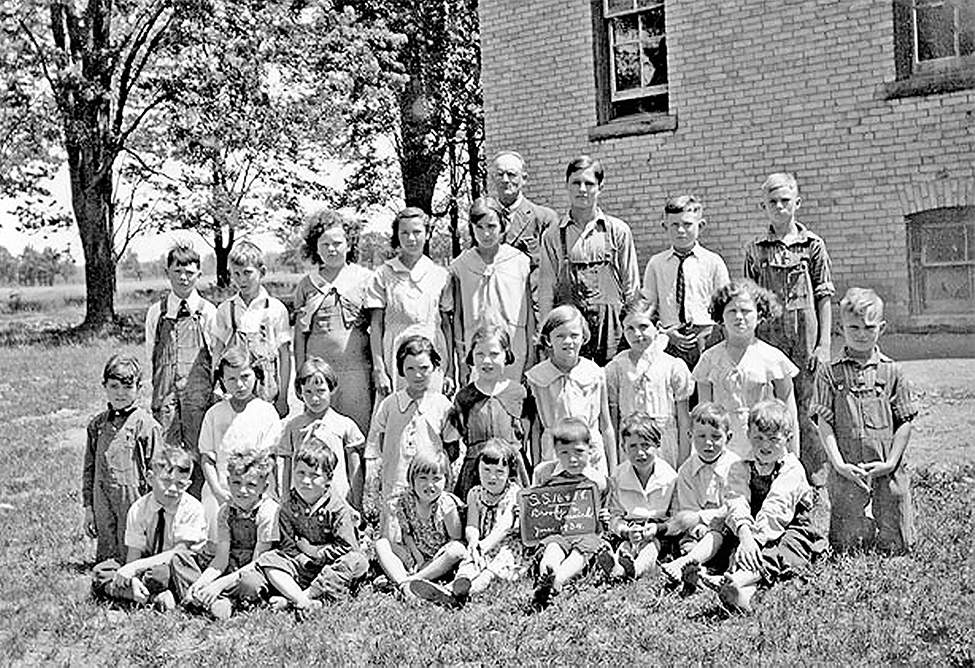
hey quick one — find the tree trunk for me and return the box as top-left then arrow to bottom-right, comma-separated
398,78 -> 444,214
213,225 -> 234,288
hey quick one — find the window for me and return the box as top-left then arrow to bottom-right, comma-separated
890,0 -> 975,96
907,206 -> 975,317
591,0 -> 675,138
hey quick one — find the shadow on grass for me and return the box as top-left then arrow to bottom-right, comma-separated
0,315 -> 144,348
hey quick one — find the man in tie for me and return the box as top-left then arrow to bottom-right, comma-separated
642,195 -> 730,375
145,241 -> 219,498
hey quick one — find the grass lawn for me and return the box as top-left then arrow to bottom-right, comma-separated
0,339 -> 973,665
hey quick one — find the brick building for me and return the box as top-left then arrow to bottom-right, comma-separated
479,0 -> 975,329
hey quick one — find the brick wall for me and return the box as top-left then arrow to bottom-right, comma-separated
479,0 -> 975,328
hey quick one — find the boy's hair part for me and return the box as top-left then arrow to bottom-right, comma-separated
395,335 -> 441,376
465,322 -> 516,367
663,194 -> 703,217
228,240 -> 266,271
620,412 -> 663,446
166,240 -> 201,268
551,416 -> 592,448
406,450 -> 452,489
152,446 -> 195,475
539,304 -> 591,348
301,208 -> 361,265
620,296 -> 659,325
295,441 -> 338,477
391,207 -> 431,250
690,402 -> 732,435
761,172 -> 799,194
103,354 -> 142,386
295,355 -> 338,395
709,278 -> 782,324
216,347 -> 264,392
226,448 -> 273,479
748,399 -> 794,439
565,155 -> 604,184
840,287 -> 885,324
476,438 -> 519,480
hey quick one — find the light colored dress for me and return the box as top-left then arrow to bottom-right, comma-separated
524,358 -> 609,475
293,264 -> 375,435
692,339 -> 798,459
446,244 -> 531,382
365,255 -> 450,392
464,483 -> 524,581
604,334 -> 694,468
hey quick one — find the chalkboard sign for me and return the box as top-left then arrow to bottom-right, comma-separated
518,480 -> 599,546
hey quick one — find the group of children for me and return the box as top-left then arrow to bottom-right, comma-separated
82,167 -> 916,619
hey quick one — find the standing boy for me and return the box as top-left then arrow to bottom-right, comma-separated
744,173 -> 834,487
212,240 -> 292,418
811,288 -> 917,554
643,195 -> 729,373
146,241 -> 218,498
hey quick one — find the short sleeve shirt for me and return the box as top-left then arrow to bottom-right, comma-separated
609,459 -> 678,524
604,337 -> 694,420
125,492 -> 207,555
213,287 -> 292,350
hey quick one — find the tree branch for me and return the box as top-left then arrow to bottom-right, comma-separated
117,93 -> 171,146
115,6 -> 173,136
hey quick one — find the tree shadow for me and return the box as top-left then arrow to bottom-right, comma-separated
0,315 -> 144,348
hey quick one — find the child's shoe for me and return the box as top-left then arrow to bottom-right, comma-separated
406,578 -> 456,607
618,553 -> 636,581
594,549 -> 617,580
451,576 -> 472,607
717,575 -> 754,614
269,595 -> 290,611
152,590 -> 176,612
680,560 -> 701,595
532,567 -> 556,611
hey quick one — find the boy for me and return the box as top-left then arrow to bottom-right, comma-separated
602,413 -> 677,581
83,355 -> 162,563
91,446 -> 207,611
719,400 -> 825,612
642,195 -> 730,372
811,288 -> 917,554
531,417 -> 611,609
662,402 -> 740,587
146,241 -> 218,498
744,173 -> 834,486
185,449 -> 279,620
257,443 -> 368,617
212,240 -> 292,418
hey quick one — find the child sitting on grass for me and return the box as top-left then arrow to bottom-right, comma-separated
531,417 -> 611,609
374,451 -> 470,607
257,443 -> 368,618
185,448 -> 279,620
600,412 -> 677,581
83,354 -> 162,564
91,446 -> 206,611
662,402 -> 740,590
717,399 -> 825,612
455,439 -> 525,596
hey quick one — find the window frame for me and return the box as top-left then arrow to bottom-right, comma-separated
888,0 -> 975,98
906,206 -> 975,320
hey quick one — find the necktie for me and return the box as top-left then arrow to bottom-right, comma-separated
674,249 -> 692,324
176,299 -> 191,319
152,507 -> 166,554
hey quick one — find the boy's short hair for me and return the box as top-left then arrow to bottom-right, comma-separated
295,356 -> 338,395
690,402 -> 732,435
103,354 -> 142,386
620,412 -> 663,446
840,287 -> 885,324
228,240 -> 265,271
761,172 -> 799,194
390,207 -> 431,250
406,450 -> 451,489
216,347 -> 264,391
709,278 -> 782,324
748,399 -> 794,439
226,448 -> 273,479
167,240 -> 201,268
551,417 -> 591,448
465,323 -> 516,367
152,446 -> 195,474
539,304 -> 591,348
620,296 -> 658,324
663,194 -> 703,217
301,208 -> 361,265
565,155 -> 604,184
294,441 -> 338,477
395,335 -> 441,376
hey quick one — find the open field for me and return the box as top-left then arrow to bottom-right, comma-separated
0,336 -> 972,665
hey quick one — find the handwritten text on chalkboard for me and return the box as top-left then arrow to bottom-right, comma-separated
518,481 -> 598,546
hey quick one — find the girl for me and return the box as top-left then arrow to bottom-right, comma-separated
456,439 -> 525,596
445,197 -> 533,384
292,210 -> 375,437
365,336 -> 459,522
374,451 -> 470,606
525,305 -> 616,474
449,324 -> 531,501
604,298 -> 694,469
199,349 -> 281,542
693,279 -> 799,460
366,207 -> 451,396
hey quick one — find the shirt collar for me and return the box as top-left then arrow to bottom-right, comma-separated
525,359 -> 598,389
307,265 -> 361,296
389,255 -> 433,282
671,243 -> 699,258
500,194 -> 525,213
394,388 -> 434,412
106,403 -> 137,421
617,460 -> 659,492
232,286 -> 270,309
686,449 -> 734,476
290,488 -> 332,515
167,290 -> 203,315
837,346 -> 886,367
760,221 -> 811,244
559,207 -> 607,230
552,462 -> 603,485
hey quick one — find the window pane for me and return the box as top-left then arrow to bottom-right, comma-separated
640,5 -> 665,37
611,93 -> 668,119
606,0 -> 634,16
637,0 -> 662,9
923,266 -> 973,313
916,1 -> 957,60
612,15 -> 640,44
922,224 -> 967,263
614,43 -> 641,92
643,36 -> 667,86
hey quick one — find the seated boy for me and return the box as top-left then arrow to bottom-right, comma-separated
257,442 -> 368,617
662,402 -> 740,589
531,417 -> 611,609
718,400 -> 826,612
601,413 -> 677,581
185,448 -> 279,620
91,446 -> 207,611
